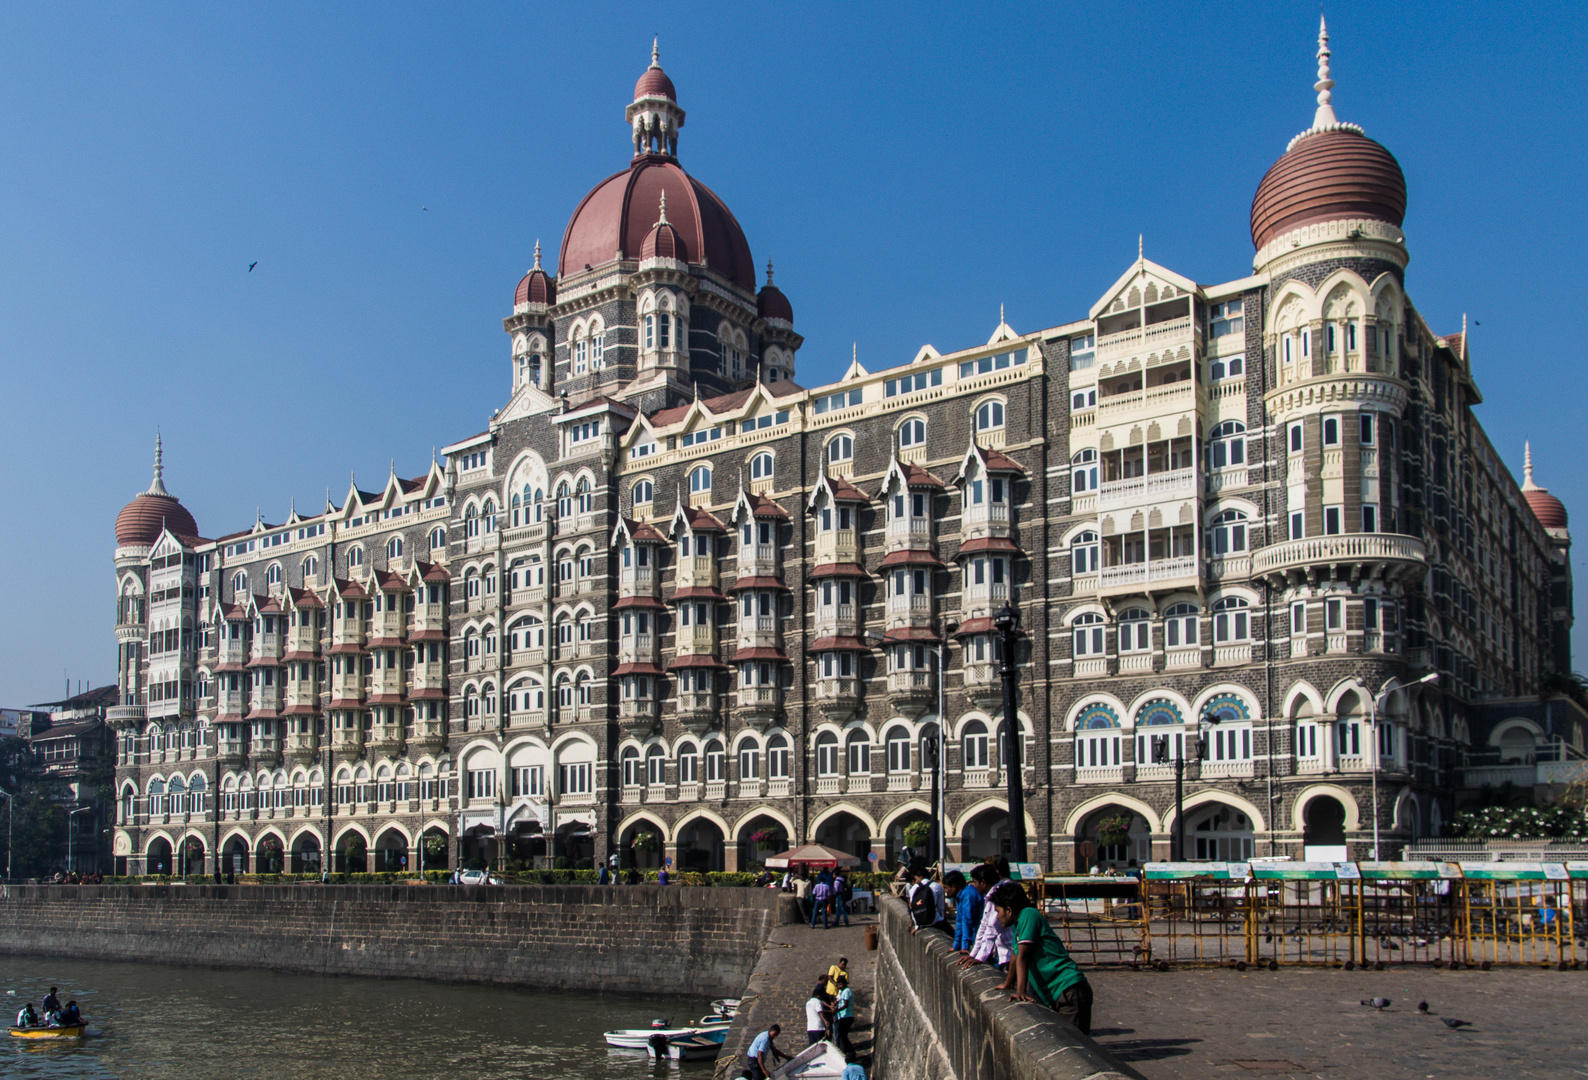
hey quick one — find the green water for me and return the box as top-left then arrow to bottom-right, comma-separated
2,954 -> 723,1079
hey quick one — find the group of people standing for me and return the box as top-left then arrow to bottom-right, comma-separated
740,955 -> 865,1080
13,986 -> 82,1029
788,867 -> 853,929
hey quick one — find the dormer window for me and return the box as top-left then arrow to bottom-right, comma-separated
899,418 -> 926,448
826,435 -> 853,463
819,506 -> 853,531
968,477 -> 1006,506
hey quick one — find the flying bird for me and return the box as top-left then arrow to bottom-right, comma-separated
248,261 -> 257,272
1360,997 -> 1391,1011
1441,1017 -> 1472,1030
422,206 -> 429,211
1416,1001 -> 1429,1014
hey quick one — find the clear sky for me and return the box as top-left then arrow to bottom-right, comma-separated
2,1 -> 1585,706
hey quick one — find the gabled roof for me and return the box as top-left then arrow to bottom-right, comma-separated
648,378 -> 804,429
416,559 -> 451,583
613,516 -> 668,546
734,490 -> 789,522
671,503 -> 727,534
807,471 -> 871,511
878,457 -> 945,499
954,440 -> 1027,485
1088,257 -> 1201,320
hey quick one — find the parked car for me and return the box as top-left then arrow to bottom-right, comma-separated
456,869 -> 503,885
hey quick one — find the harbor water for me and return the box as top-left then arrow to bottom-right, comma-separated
2,954 -> 722,1079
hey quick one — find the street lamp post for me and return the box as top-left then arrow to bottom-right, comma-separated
0,785 -> 12,882
934,621 -> 958,866
1368,673 -> 1438,860
1155,717 -> 1217,862
67,806 -> 92,877
993,604 -> 1025,863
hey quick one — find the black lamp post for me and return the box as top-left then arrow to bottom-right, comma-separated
993,604 -> 1025,863
1154,718 -> 1215,862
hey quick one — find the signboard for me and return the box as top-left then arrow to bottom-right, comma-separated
1357,861 -> 1444,880
1566,861 -> 1588,880
1459,862 -> 1555,881
1010,863 -> 1043,882
1251,861 -> 1341,881
1145,861 -> 1244,880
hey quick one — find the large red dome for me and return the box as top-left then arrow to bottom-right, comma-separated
116,492 -> 197,547
1251,129 -> 1406,250
559,156 -> 755,292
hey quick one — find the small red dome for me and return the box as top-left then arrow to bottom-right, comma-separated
1251,129 -> 1406,250
758,282 -> 793,323
1526,489 -> 1568,530
514,267 -> 555,306
641,217 -> 687,262
116,492 -> 197,547
634,66 -> 676,102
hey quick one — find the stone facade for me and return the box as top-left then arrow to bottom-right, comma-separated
106,39 -> 1578,880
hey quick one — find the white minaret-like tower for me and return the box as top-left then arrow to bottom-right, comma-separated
627,39 -> 686,158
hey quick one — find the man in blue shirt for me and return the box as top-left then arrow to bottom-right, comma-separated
745,1024 -> 792,1080
944,870 -> 984,952
841,1053 -> 868,1080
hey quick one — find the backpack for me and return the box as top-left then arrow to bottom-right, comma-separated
839,876 -> 853,902
908,882 -> 936,927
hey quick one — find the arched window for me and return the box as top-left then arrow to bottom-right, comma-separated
556,482 -> 572,518
750,452 -> 774,480
975,400 -> 1005,432
704,739 -> 726,782
621,746 -> 641,787
689,465 -> 712,493
1164,602 -> 1199,648
591,327 -> 605,368
482,501 -> 496,533
1071,531 -> 1099,574
962,721 -> 989,769
429,527 -> 446,550
1071,449 -> 1098,493
1209,509 -> 1249,555
576,672 -> 591,704
827,435 -> 853,463
302,554 -> 319,580
1072,612 -> 1105,656
386,536 -> 403,560
677,741 -> 699,783
846,731 -> 871,775
738,738 -> 761,781
575,477 -> 592,514
767,734 -> 791,779
815,731 -> 839,776
899,418 -> 926,448
348,546 -> 364,567
1209,421 -> 1246,469
633,479 -> 654,505
1117,607 -> 1151,653
1213,597 -> 1250,643
885,727 -> 912,773
556,673 -> 572,708
646,745 -> 665,785
643,313 -> 655,351
266,564 -> 282,586
464,504 -> 480,538
231,571 -> 248,595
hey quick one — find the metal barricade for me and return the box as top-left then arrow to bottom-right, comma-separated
1461,863 -> 1577,968
1143,863 -> 1256,967
1250,873 -> 1361,967
1035,876 -> 1150,968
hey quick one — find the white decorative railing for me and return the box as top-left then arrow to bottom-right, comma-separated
1100,555 -> 1198,590
1097,467 -> 1196,510
1252,533 -> 1427,576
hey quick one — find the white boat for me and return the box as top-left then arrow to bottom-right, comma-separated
710,997 -> 741,1017
645,1027 -> 727,1062
605,1019 -> 728,1052
698,1014 -> 732,1027
772,1040 -> 847,1079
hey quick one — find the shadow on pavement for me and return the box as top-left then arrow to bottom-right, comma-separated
1096,1036 -> 1202,1061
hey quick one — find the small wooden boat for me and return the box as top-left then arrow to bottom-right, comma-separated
9,1024 -> 85,1041
697,1013 -> 732,1028
709,997 -> 741,1016
772,1040 -> 846,1079
644,1027 -> 727,1062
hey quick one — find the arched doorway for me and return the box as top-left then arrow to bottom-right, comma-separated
180,836 -> 206,877
736,814 -> 788,871
291,833 -> 322,874
815,812 -> 873,861
222,835 -> 250,875
373,828 -> 409,874
461,825 -> 495,871
883,811 -> 930,867
959,807 -> 1011,861
553,821 -> 592,867
1078,806 -> 1150,871
421,827 -> 450,871
146,837 -> 173,876
1302,796 -> 1348,852
336,832 -> 368,873
506,821 -> 545,869
620,818 -> 666,870
256,834 -> 285,874
1185,803 -> 1254,861
677,818 -> 725,872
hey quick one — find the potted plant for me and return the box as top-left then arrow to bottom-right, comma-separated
750,828 -> 780,852
902,820 -> 932,851
631,831 -> 657,854
1095,813 -> 1134,848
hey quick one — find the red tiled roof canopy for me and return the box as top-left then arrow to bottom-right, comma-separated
681,506 -> 728,531
728,575 -> 789,592
810,562 -> 869,579
668,654 -> 725,669
672,586 -> 727,601
614,595 -> 667,610
613,662 -> 665,676
957,537 -> 1022,556
883,627 -> 941,644
733,647 -> 787,661
810,636 -> 867,652
878,549 -> 945,568
745,492 -> 789,519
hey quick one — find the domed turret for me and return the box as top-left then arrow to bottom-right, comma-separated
757,261 -> 793,324
115,435 -> 198,547
514,241 -> 556,307
1522,443 -> 1568,532
1250,17 -> 1407,251
640,191 -> 688,262
633,39 -> 676,103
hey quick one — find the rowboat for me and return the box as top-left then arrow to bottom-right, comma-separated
772,1040 -> 847,1079
697,1013 -> 732,1028
645,1027 -> 727,1062
9,1024 -> 85,1041
709,997 -> 741,1016
605,1020 -> 726,1051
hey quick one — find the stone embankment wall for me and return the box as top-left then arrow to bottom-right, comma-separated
0,883 -> 790,997
872,898 -> 1145,1080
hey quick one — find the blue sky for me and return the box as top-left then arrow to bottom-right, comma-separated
1,1 -> 1584,705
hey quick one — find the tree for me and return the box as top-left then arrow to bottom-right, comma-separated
0,736 -> 71,879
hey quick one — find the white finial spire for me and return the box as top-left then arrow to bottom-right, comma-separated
658,189 -> 668,225
1523,442 -> 1541,491
852,342 -> 857,366
1312,14 -> 1338,130
532,240 -> 542,271
765,259 -> 774,286
1138,233 -> 1144,262
651,36 -> 660,68
146,432 -> 169,496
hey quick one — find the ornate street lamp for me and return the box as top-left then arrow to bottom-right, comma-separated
993,604 -> 1025,863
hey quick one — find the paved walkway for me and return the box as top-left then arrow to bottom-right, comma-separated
715,904 -> 878,1078
1086,965 -> 1588,1079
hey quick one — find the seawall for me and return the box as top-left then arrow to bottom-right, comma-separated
0,883 -> 791,998
872,898 -> 1145,1080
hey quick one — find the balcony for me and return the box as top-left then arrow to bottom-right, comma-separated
736,686 -> 782,731
618,564 -> 656,597
251,732 -> 282,767
411,661 -> 446,695
704,781 -> 727,801
884,517 -> 934,555
677,691 -> 719,735
887,671 -> 935,718
107,704 -> 146,728
962,662 -> 1004,709
737,615 -> 783,653
1074,764 -> 1125,784
330,671 -> 363,703
1252,533 -> 1427,586
619,698 -> 660,738
885,593 -> 934,623
1165,646 -> 1202,670
814,528 -> 860,567
369,666 -> 405,699
251,683 -> 284,716
816,777 -> 841,795
815,677 -> 861,722
961,767 -> 993,789
216,637 -> 249,668
617,633 -> 658,666
1099,555 -> 1199,597
251,632 -> 285,666
1096,467 -> 1197,511
736,544 -> 780,579
814,603 -> 860,640
411,717 -> 446,753
413,602 -> 447,637
676,622 -> 718,656
370,608 -> 405,642
961,582 -> 1010,622
675,554 -> 718,592
286,731 -> 318,763
286,627 -> 319,655
1201,759 -> 1254,779
961,500 -> 1011,543
1097,379 -> 1196,422
284,681 -> 319,712
217,737 -> 246,767
332,726 -> 365,761
369,724 -> 405,757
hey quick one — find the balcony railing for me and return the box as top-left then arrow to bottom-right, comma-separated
1252,533 -> 1427,580
1097,379 -> 1195,420
1099,555 -> 1198,593
1097,467 -> 1197,510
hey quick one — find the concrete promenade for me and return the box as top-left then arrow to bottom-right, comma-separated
1088,966 -> 1588,1079
715,905 -> 878,1078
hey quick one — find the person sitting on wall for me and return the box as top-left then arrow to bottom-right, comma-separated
15,1002 -> 38,1028
990,881 -> 1093,1036
959,864 -> 1014,971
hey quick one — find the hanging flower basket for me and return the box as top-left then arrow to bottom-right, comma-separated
902,820 -> 932,850
1096,814 -> 1134,847
750,828 -> 780,851
631,831 -> 658,854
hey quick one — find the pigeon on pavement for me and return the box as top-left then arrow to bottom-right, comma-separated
1416,1001 -> 1429,1014
1361,998 -> 1391,1011
1441,1017 -> 1472,1029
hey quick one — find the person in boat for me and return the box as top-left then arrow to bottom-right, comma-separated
61,1002 -> 82,1027
744,1023 -> 792,1080
15,1002 -> 38,1028
41,988 -> 61,1017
